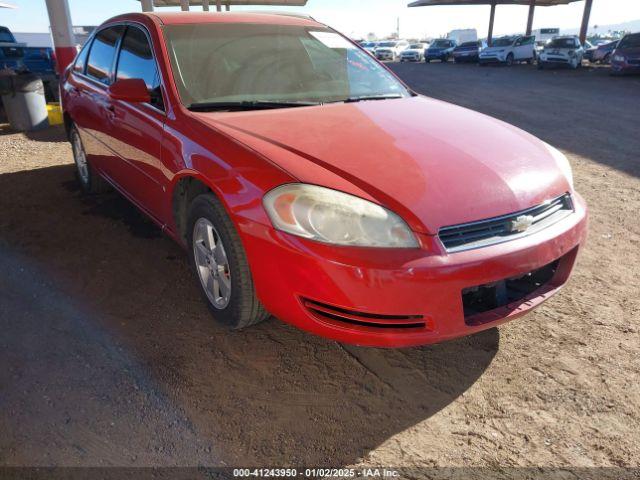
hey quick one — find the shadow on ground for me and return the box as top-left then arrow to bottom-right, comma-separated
0,164 -> 498,466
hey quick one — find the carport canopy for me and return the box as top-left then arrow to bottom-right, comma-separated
407,0 -> 594,45
137,0 -> 308,13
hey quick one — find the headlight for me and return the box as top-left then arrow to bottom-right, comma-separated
613,54 -> 626,62
544,143 -> 574,190
263,184 -> 418,248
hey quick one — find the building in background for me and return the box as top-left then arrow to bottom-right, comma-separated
12,26 -> 95,48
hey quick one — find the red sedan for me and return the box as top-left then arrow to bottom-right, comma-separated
61,12 -> 587,347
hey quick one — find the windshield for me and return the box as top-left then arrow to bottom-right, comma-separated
409,44 -> 423,49
459,41 -> 478,48
547,38 -> 577,48
0,28 -> 15,43
618,33 -> 640,49
164,24 -> 410,107
378,42 -> 397,48
431,40 -> 450,48
492,38 -> 513,47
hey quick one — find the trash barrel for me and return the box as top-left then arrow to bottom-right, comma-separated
0,73 -> 49,131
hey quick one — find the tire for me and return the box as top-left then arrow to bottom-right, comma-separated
538,61 -> 545,70
187,193 -> 269,329
603,53 -> 611,64
69,125 -> 111,194
506,53 -> 514,66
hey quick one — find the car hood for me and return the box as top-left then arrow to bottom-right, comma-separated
197,96 -> 571,235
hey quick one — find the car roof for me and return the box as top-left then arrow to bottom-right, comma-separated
105,11 -> 324,28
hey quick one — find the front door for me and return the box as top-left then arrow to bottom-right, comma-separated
104,25 -> 167,223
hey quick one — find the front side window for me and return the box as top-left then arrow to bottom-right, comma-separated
164,23 -> 410,108
0,27 -> 14,43
116,26 -> 163,110
618,34 -> 640,49
86,25 -> 124,85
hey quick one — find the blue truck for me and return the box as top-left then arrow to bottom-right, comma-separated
1,26 -> 59,100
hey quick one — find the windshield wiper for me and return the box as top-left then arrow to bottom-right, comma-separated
187,100 -> 321,112
342,94 -> 404,103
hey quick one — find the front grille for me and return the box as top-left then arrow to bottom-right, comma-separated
439,194 -> 573,253
462,258 -> 560,324
302,298 -> 427,330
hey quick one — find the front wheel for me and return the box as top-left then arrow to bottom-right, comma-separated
538,61 -> 545,70
505,53 -> 514,66
187,193 -> 269,329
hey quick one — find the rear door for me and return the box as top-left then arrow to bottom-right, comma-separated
71,25 -> 125,178
106,24 -> 166,222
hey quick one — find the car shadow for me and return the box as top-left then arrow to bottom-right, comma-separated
0,164 -> 499,466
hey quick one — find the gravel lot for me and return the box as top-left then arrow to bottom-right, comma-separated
0,63 -> 638,474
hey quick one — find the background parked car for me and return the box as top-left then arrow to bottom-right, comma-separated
479,35 -> 536,66
611,32 -> 640,75
538,35 -> 584,69
400,43 -> 427,62
375,40 -> 409,61
453,40 -> 486,63
425,38 -> 457,63
361,41 -> 378,56
589,40 -> 619,64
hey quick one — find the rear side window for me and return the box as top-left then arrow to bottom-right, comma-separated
0,27 -> 14,43
73,41 -> 90,73
116,26 -> 163,109
86,26 -> 124,85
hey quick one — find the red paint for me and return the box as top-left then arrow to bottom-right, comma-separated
62,12 -> 588,347
53,46 -> 77,75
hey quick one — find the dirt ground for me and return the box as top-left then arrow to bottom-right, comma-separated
0,63 -> 639,475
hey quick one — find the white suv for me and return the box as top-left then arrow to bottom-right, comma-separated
538,36 -> 584,69
479,35 -> 536,65
375,40 -> 409,61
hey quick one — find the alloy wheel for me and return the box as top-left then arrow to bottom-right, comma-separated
193,218 -> 232,309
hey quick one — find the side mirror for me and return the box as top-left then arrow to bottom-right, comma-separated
108,78 -> 151,103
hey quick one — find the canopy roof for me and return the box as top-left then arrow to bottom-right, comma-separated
409,0 -> 581,6
140,0 -> 307,6
0,2 -> 17,8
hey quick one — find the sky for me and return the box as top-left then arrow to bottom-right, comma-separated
1,0 -> 639,40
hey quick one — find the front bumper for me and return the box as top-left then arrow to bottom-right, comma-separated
611,59 -> 640,74
479,55 -> 504,64
540,55 -> 571,64
454,52 -> 479,61
239,193 -> 588,348
401,54 -> 421,61
376,52 -> 395,60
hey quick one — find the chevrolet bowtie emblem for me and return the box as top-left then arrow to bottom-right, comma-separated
509,215 -> 534,233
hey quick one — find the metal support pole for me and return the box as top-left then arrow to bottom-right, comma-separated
579,0 -> 593,44
225,3 -> 230,11
141,0 -> 154,11
216,0 -> 222,11
487,1 -> 496,47
526,0 -> 535,36
180,0 -> 189,11
202,0 -> 210,11
44,0 -> 77,75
